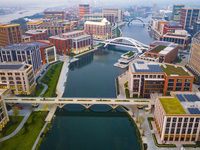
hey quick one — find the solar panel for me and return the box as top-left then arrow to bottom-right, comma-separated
188,108 -> 200,114
184,94 -> 195,102
176,94 -> 186,102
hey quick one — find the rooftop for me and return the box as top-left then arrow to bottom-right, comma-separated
85,18 -> 110,25
25,29 -> 47,34
3,43 -> 38,51
160,97 -> 187,114
151,41 -> 171,46
150,45 -> 167,53
161,64 -> 190,76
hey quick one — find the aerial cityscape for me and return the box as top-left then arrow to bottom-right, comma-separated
1,0 -> 200,150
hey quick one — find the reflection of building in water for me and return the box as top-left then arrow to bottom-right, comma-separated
93,49 -> 110,56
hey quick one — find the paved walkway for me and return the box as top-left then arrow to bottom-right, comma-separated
1,110 -> 31,142
32,121 -> 48,150
117,71 -> 128,99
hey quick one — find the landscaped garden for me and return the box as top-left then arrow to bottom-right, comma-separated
0,111 -> 48,150
41,62 -> 63,97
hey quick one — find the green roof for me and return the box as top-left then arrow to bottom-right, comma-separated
160,97 -> 187,114
150,45 -> 167,53
161,64 -> 190,76
124,51 -> 135,57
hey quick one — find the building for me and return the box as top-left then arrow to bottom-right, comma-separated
180,8 -> 200,30
128,59 -> 194,98
140,41 -> 179,63
44,11 -> 66,20
49,30 -> 93,54
84,13 -> 103,22
157,21 -> 170,34
193,21 -> 200,35
0,43 -> 42,75
22,35 -> 34,43
0,63 -> 35,95
103,8 -> 122,23
160,30 -> 190,49
0,23 -> 22,47
161,22 -> 184,35
27,41 -> 56,65
26,20 -> 43,30
25,29 -> 47,41
0,88 -> 10,131
84,18 -> 112,40
154,92 -> 200,143
172,5 -> 185,22
79,4 -> 90,19
188,31 -> 200,77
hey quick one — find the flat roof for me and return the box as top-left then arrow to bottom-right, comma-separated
132,61 -> 164,73
161,64 -> 190,76
25,29 -> 47,34
71,34 -> 90,40
28,41 -> 49,47
150,45 -> 167,53
151,41 -> 171,46
160,97 -> 187,114
61,30 -> 84,36
0,64 -> 23,70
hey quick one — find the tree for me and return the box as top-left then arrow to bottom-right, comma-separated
12,107 -> 20,123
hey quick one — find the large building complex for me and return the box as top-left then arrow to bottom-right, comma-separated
25,29 -> 47,41
180,8 -> 200,30
172,5 -> 185,22
26,20 -> 43,30
140,41 -> 179,63
27,41 -> 56,65
161,22 -> 184,35
79,4 -> 90,19
154,92 -> 200,143
0,88 -> 10,131
84,18 -> 114,40
103,8 -> 122,23
128,59 -> 194,98
0,23 -> 22,47
44,11 -> 66,21
0,63 -> 35,95
83,13 -> 103,22
49,30 -> 92,54
193,21 -> 200,35
188,31 -> 200,76
160,30 -> 190,49
0,43 -> 42,74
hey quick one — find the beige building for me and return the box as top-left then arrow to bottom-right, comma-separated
0,63 -> 35,95
103,8 -> 122,23
154,92 -> 200,143
188,31 -> 200,76
0,88 -> 10,131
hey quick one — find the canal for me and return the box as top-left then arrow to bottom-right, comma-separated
39,17 -> 154,150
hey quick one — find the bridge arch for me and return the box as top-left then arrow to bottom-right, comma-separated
128,18 -> 145,26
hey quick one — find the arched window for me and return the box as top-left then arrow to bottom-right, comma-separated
9,81 -> 14,84
2,81 -> 7,83
9,77 -> 13,80
1,77 -> 6,80
17,81 -> 21,84
16,77 -> 21,80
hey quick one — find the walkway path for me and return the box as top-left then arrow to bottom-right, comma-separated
32,121 -> 48,150
117,71 -> 128,99
0,111 -> 31,142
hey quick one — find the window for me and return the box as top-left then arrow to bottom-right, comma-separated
1,77 -> 6,80
150,75 -> 152,78
173,118 -> 177,122
187,129 -> 191,134
193,129 -> 197,134
145,75 -> 148,78
158,75 -> 160,78
178,118 -> 182,122
172,123 -> 176,127
16,77 -> 21,80
190,118 -> 194,122
8,77 -> 13,80
176,128 -> 180,134
165,128 -> 169,134
167,118 -> 171,122
184,118 -> 188,122
189,123 -> 193,127
196,118 -> 199,122
182,129 -> 186,134
168,79 -> 174,82
183,123 -> 187,127
178,123 -> 181,127
194,123 -> 199,128
17,81 -> 21,84
166,123 -> 170,127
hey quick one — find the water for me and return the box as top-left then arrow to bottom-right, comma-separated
39,17 -> 154,150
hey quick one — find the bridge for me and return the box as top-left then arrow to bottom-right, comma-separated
127,18 -> 148,27
101,37 -> 149,53
4,97 -> 155,109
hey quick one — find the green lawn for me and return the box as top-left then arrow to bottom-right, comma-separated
0,111 -> 48,150
150,45 -> 167,53
0,116 -> 24,137
35,84 -> 44,97
161,64 -> 190,76
41,62 -> 63,97
159,97 -> 186,114
124,51 -> 135,57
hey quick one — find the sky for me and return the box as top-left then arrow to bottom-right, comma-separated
0,0 -> 199,7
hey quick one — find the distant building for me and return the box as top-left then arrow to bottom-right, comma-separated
83,13 -> 103,22
172,5 -> 185,22
0,43 -> 42,75
49,30 -> 93,54
26,20 -> 43,30
0,63 -> 35,95
44,11 -> 66,20
0,23 -> 22,47
84,18 -> 114,40
27,41 -> 56,65
154,92 -> 200,143
128,59 -> 193,98
180,8 -> 200,30
25,29 -> 47,41
79,4 -> 90,19
103,8 -> 122,23
0,88 -> 10,131
188,31 -> 200,77
140,41 -> 179,63
160,30 -> 190,49
193,21 -> 200,35
22,35 -> 34,43
161,21 -> 184,35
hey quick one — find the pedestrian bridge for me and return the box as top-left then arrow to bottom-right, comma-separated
103,37 -> 149,53
4,97 -> 155,109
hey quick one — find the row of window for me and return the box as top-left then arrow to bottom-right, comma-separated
133,74 -> 164,78
1,77 -> 23,80
165,127 -> 198,134
167,117 -> 199,123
